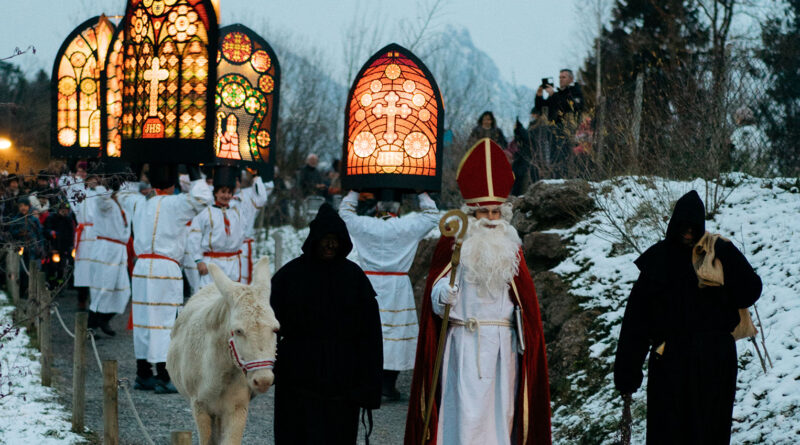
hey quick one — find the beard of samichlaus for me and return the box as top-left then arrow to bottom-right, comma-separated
460,216 -> 522,299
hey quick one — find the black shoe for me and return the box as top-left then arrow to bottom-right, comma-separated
99,321 -> 116,337
154,380 -> 178,394
382,386 -> 402,402
133,376 -> 160,390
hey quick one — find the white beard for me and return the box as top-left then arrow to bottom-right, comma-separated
460,217 -> 522,298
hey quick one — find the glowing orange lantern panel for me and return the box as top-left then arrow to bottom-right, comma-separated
120,0 -> 218,164
105,27 -> 124,158
51,16 -> 116,159
214,24 -> 280,180
342,43 -> 443,192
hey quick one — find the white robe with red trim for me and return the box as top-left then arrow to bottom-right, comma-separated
338,190 -> 439,370
117,180 -> 212,363
88,185 -> 132,314
65,178 -> 99,287
234,177 -> 272,284
188,204 -> 245,289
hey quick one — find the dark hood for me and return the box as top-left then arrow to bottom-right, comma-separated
665,190 -> 705,244
301,203 -> 353,258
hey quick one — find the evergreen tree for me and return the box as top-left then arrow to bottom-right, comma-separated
759,0 -> 800,176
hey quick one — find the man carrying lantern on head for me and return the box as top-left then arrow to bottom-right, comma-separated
188,165 -> 249,289
405,138 -> 552,445
116,163 -> 212,394
339,189 -> 440,400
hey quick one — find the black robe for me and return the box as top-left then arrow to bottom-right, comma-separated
271,203 -> 383,445
614,191 -> 762,445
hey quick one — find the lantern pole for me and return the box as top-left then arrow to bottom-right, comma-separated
422,209 -> 467,444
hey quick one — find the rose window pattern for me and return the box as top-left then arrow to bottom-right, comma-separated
54,17 -> 115,155
122,0 -> 214,141
346,48 -> 441,176
214,25 -> 280,165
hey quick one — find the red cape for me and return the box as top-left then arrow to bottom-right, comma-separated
405,235 -> 552,445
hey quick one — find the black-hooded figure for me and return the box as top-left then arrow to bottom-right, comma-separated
271,203 -> 383,445
614,191 -> 762,444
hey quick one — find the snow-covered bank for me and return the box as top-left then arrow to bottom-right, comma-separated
549,176 -> 800,444
0,293 -> 84,444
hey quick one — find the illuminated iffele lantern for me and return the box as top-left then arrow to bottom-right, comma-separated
104,26 -> 125,158
214,24 -> 280,179
120,0 -> 218,163
51,16 -> 116,158
342,43 -> 443,191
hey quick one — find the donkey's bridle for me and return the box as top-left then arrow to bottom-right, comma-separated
228,331 -> 275,374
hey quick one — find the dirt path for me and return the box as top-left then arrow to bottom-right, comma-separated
50,290 -> 411,445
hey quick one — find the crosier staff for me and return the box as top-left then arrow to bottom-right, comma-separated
421,209 -> 468,444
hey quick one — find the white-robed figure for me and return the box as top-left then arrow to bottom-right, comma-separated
63,172 -> 99,309
338,190 -> 439,399
87,180 -> 133,336
235,170 -> 272,284
117,163 -> 212,393
189,165 -> 247,288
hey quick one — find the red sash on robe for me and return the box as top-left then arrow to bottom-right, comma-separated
404,236 -> 552,445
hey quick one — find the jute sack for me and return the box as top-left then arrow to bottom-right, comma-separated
692,232 -> 757,340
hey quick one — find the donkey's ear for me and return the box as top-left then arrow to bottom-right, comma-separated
251,257 -> 271,291
210,263 -> 238,298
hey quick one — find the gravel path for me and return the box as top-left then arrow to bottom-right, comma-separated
50,290 -> 411,445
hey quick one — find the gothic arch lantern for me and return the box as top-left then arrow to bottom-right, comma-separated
104,25 -> 125,159
120,0 -> 218,164
342,43 -> 444,192
214,24 -> 280,180
51,16 -> 116,159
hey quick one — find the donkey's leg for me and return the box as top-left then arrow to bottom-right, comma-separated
192,400 -> 213,445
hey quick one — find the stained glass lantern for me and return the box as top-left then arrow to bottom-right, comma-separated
120,0 -> 218,164
104,26 -> 125,158
342,43 -> 443,192
214,24 -> 280,180
51,16 -> 116,159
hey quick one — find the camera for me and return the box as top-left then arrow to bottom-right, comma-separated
541,77 -> 553,89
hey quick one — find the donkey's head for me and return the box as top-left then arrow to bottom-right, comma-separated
208,257 -> 278,394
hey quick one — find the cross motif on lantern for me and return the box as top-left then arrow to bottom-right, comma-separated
143,57 -> 169,116
373,91 -> 411,144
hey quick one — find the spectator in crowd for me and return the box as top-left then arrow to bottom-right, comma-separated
9,196 -> 45,297
327,159 -> 342,197
4,174 -> 20,199
511,106 -> 557,195
468,111 -> 508,148
296,153 -> 328,198
534,70 -> 584,178
43,200 -> 74,289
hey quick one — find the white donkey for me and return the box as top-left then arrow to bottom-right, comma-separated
167,257 -> 279,445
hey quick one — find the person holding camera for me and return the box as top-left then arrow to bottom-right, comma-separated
534,69 -> 584,178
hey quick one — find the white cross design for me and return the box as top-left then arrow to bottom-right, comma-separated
143,57 -> 169,117
373,91 -> 411,144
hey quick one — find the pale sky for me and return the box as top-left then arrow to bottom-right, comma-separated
1,0 -> 587,89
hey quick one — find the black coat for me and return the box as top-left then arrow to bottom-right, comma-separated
43,212 -> 75,253
271,203 -> 383,444
534,84 -> 584,126
614,191 -> 762,445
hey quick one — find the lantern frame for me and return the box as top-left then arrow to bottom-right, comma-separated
103,25 -> 125,160
120,0 -> 219,164
341,43 -> 444,193
214,23 -> 280,181
51,16 -> 116,159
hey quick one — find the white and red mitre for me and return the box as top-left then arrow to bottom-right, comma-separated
456,138 -> 514,207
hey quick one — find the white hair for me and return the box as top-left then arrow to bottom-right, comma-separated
460,201 -> 514,222
460,216 -> 521,298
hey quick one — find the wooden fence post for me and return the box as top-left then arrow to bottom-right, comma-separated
5,248 -> 20,306
273,231 -> 284,271
39,274 -> 52,387
171,431 -> 192,445
103,360 -> 119,445
72,312 -> 88,432
28,262 -> 39,335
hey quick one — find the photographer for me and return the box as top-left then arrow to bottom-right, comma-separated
535,69 -> 584,178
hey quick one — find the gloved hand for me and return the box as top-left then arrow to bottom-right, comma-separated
438,284 -> 459,306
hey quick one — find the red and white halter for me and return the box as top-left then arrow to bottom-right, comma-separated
228,332 -> 275,374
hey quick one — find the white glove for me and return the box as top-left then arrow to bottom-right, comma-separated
438,284 -> 459,306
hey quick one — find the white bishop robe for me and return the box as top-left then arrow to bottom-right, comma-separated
117,180 -> 212,363
431,267 -> 519,445
338,191 -> 439,370
235,177 -> 272,284
189,201 -> 245,289
88,185 -> 132,314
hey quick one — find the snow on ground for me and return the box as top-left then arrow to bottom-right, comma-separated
0,293 -> 84,445
549,176 -> 800,444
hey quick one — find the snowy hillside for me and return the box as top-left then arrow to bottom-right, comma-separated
0,294 -> 84,444
548,176 -> 800,444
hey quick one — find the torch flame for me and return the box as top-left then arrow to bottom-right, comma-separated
52,252 -> 61,263
18,247 -> 23,255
